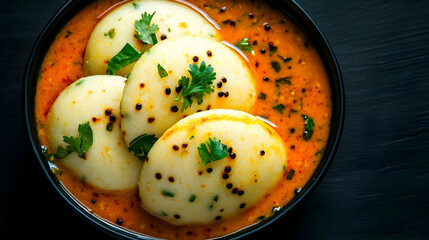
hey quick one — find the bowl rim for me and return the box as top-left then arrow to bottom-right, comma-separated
23,0 -> 345,239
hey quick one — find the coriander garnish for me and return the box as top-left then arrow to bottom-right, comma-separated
271,61 -> 281,72
106,12 -> 159,75
175,61 -> 216,112
157,63 -> 168,78
54,121 -> 93,159
132,2 -> 139,9
104,28 -> 116,39
162,190 -> 175,197
302,115 -> 314,140
315,147 -> 325,157
269,44 -> 277,56
235,38 -> 253,53
286,169 -> 295,180
106,122 -> 113,132
275,77 -> 291,85
133,12 -> 159,45
273,104 -> 285,114
188,194 -> 197,202
258,92 -> 267,100
283,57 -> 292,63
41,145 -> 54,162
198,137 -> 228,167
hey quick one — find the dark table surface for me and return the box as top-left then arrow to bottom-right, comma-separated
1,0 -> 428,239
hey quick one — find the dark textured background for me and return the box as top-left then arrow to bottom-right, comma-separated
1,0 -> 428,239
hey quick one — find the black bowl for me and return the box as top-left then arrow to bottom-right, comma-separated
23,0 -> 344,239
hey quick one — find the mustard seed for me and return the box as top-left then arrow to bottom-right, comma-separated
165,87 -> 171,95
135,103 -> 142,110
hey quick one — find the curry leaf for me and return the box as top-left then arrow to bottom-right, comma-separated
128,133 -> 158,161
106,12 -> 158,75
106,43 -> 142,75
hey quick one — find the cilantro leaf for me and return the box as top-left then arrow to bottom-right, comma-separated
132,2 -> 139,9
41,145 -> 54,162
275,77 -> 292,85
55,146 -> 69,159
77,121 -> 93,152
134,12 -> 159,45
162,190 -> 175,197
39,122 -> 93,160
106,43 -> 142,75
271,61 -> 281,72
188,194 -> 196,202
302,115 -> 314,140
106,122 -> 113,132
175,61 -> 216,112
235,38 -> 253,52
128,133 -> 158,161
198,137 -> 229,167
157,63 -> 168,78
269,44 -> 277,56
315,147 -> 325,157
176,76 -> 192,110
56,121 -> 93,159
258,92 -> 267,100
273,104 -> 285,114
283,57 -> 292,63
104,28 -> 116,39
286,169 -> 295,180
106,12 -> 158,75
63,135 -> 83,156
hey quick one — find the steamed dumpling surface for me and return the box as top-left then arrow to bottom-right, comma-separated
121,35 -> 256,144
84,0 -> 220,76
48,75 -> 143,191
138,109 -> 287,225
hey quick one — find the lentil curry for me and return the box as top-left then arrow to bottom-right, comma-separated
34,0 -> 332,238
